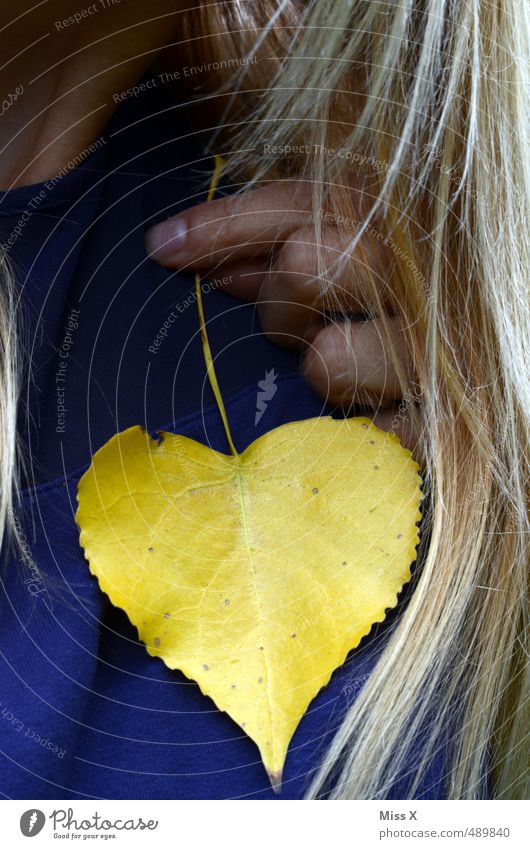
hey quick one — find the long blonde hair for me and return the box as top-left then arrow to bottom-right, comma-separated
1,0 -> 528,799
186,0 -> 529,799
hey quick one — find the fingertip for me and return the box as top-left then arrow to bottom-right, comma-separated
372,408 -> 423,459
145,217 -> 187,265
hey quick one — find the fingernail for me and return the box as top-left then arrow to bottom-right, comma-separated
145,216 -> 187,262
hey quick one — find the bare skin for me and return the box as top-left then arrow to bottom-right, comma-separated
0,3 -> 416,447
145,181 -> 418,450
0,0 -> 185,186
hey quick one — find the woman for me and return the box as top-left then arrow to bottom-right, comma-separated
0,0 -> 528,799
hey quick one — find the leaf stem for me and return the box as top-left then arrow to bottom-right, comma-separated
195,156 -> 238,457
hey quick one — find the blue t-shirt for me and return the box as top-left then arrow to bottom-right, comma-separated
0,81 -> 446,800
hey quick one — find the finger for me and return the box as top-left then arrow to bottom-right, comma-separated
302,318 -> 411,407
145,180 -> 311,268
371,407 -> 422,457
256,225 -> 393,349
203,259 -> 271,302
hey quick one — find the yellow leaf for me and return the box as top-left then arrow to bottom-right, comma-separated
77,156 -> 422,790
77,416 -> 421,789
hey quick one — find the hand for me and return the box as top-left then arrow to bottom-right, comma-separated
145,179 -> 419,453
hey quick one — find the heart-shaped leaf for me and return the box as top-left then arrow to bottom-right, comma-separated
77,417 -> 421,787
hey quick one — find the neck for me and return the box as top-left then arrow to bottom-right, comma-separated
0,1 -> 185,187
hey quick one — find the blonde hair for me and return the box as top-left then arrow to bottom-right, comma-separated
1,0 -> 528,799
188,0 -> 530,799
0,254 -> 20,552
